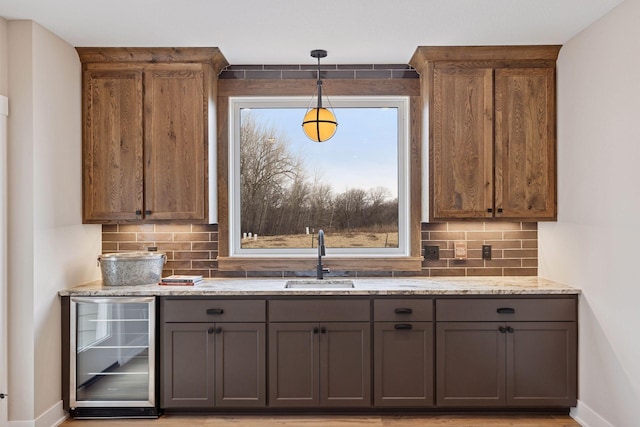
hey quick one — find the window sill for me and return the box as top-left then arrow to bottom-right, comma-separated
216,256 -> 423,272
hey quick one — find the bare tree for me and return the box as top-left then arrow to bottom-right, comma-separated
240,114 -> 303,235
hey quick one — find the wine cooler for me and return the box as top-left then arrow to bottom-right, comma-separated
67,296 -> 159,418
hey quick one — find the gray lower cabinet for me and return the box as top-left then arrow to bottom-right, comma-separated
435,297 -> 577,408
161,299 -> 266,409
155,295 -> 577,412
373,298 -> 434,407
373,322 -> 433,407
268,299 -> 371,408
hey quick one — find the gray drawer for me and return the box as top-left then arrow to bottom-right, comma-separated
162,299 -> 266,322
269,299 -> 370,322
436,298 -> 576,322
374,298 -> 433,322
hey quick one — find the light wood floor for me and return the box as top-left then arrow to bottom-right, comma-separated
60,414 -> 581,426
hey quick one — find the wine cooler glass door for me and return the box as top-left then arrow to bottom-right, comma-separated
70,297 -> 155,408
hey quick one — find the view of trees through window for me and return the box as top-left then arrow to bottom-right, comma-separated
239,106 -> 399,250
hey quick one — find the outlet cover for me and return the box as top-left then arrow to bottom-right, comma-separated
424,245 -> 440,261
482,244 -> 492,260
454,241 -> 468,260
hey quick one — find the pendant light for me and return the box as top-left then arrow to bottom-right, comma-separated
302,49 -> 338,142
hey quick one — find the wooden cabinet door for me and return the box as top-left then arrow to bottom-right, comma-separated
374,322 -> 433,407
268,323 -> 319,407
494,67 -> 556,220
214,323 -> 266,407
82,69 -> 144,223
143,64 -> 206,221
436,322 -> 505,407
431,66 -> 494,219
320,322 -> 371,407
162,323 -> 214,408
506,322 -> 577,407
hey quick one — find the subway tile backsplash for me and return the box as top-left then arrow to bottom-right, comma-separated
102,222 -> 537,278
420,222 -> 537,277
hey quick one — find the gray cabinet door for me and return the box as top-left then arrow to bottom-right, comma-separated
436,321 -> 577,408
214,323 -> 266,408
374,322 -> 434,407
320,322 -> 371,407
507,322 -> 577,407
268,323 -> 319,407
436,322 -> 505,407
162,323 -> 214,408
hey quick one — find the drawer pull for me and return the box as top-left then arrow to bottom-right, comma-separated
206,308 -> 224,315
394,308 -> 413,314
506,326 -> 514,333
394,324 -> 413,330
313,327 -> 319,334
498,326 -> 507,333
320,327 -> 327,334
497,307 -> 515,314
208,327 -> 214,334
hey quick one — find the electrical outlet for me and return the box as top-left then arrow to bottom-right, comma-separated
482,244 -> 492,260
424,245 -> 440,261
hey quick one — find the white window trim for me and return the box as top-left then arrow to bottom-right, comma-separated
228,96 -> 410,258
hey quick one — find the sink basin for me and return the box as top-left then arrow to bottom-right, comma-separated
285,279 -> 355,289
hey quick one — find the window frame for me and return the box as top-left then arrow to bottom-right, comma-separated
228,95 -> 410,258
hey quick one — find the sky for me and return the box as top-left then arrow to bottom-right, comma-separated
241,106 -> 399,199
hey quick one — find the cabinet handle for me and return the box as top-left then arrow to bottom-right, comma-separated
313,327 -> 319,334
215,327 -> 222,334
207,327 -> 215,334
498,326 -> 507,333
487,208 -> 493,213
135,210 -> 142,216
206,308 -> 224,315
394,324 -> 413,330
320,327 -> 327,334
394,308 -> 413,314
497,307 -> 515,314
497,208 -> 503,214
145,210 -> 152,215
506,326 -> 514,333
0,393 -> 7,399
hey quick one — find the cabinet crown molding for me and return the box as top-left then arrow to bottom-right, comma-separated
76,47 -> 229,74
409,45 -> 561,73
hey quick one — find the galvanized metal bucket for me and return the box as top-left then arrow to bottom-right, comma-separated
97,252 -> 167,286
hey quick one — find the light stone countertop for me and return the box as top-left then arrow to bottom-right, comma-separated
59,276 -> 579,297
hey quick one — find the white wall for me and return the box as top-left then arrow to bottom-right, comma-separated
0,17 -> 8,427
6,20 -> 101,425
539,0 -> 640,426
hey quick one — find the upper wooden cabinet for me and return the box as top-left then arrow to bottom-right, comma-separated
77,48 -> 228,224
410,46 -> 560,221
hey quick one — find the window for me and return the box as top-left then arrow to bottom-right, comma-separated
228,96 -> 410,258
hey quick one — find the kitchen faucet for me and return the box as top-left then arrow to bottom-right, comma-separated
317,229 -> 330,280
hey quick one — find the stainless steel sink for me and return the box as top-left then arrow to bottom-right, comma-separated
284,279 -> 355,289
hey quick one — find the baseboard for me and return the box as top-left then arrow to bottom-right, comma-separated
37,401 -> 67,427
571,400 -> 614,427
7,400 -> 67,427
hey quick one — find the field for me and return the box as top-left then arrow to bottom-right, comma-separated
241,231 -> 399,249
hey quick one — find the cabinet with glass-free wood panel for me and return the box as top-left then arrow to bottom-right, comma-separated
268,299 -> 371,408
160,298 -> 266,409
373,298 -> 434,407
77,47 -> 227,223
411,46 -> 559,221
435,297 -> 577,408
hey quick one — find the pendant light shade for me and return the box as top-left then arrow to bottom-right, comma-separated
302,107 -> 337,142
302,49 -> 338,142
